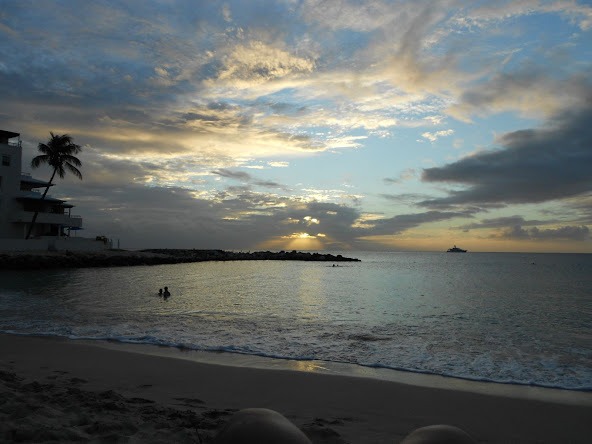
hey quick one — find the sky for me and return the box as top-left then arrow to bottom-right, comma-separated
1,0 -> 591,252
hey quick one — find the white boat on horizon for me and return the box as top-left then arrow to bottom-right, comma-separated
447,245 -> 467,253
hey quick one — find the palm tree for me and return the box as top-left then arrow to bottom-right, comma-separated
26,132 -> 83,240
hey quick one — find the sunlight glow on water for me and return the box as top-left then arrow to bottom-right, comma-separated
1,252 -> 591,390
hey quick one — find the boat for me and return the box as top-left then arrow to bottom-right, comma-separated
447,245 -> 467,253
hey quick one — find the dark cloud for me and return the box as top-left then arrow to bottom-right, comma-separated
364,210 -> 476,237
457,216 -> 553,230
207,102 -> 235,111
570,195 -> 592,225
529,226 -> 590,240
494,225 -> 590,241
421,105 -> 592,209
226,185 -> 252,193
383,169 -> 416,185
457,215 -> 590,242
268,102 -> 308,116
380,193 -> 433,204
182,112 -> 221,122
252,180 -> 286,189
459,69 -> 545,109
34,146 -> 480,249
305,202 -> 361,240
211,169 -> 287,190
211,169 -> 252,181
47,180 -> 298,249
450,67 -> 592,118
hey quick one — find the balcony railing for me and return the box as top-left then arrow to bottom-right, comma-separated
10,211 -> 83,227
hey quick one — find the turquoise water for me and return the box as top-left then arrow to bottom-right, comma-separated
1,251 -> 591,390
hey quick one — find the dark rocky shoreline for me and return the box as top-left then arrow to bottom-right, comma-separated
0,249 -> 360,270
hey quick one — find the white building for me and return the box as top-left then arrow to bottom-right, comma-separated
0,129 -> 110,251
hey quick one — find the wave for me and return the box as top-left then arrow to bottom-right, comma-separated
2,330 -> 590,392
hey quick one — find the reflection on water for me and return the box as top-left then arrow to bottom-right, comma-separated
294,263 -> 326,321
1,252 -> 591,390
289,360 -> 331,373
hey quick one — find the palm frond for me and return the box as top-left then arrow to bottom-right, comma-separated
37,142 -> 51,155
26,132 -> 83,240
65,162 -> 83,180
31,132 -> 83,181
31,154 -> 49,168
62,154 -> 82,167
55,164 -> 66,179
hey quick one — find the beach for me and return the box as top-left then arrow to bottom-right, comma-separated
2,334 -> 591,443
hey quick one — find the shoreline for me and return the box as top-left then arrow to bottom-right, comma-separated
2,333 -> 591,443
0,248 -> 360,270
79,335 -> 592,405
4,331 -> 589,397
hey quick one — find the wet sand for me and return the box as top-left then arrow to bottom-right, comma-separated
1,334 -> 591,443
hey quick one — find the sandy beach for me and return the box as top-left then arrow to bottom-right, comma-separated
1,334 -> 591,443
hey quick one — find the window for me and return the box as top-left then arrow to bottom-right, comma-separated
1,155 -> 10,166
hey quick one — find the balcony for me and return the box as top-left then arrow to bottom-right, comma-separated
11,211 -> 83,227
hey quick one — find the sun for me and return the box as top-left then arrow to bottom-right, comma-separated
257,232 -> 328,251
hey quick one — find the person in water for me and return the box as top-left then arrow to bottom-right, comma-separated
163,287 -> 170,297
158,289 -> 163,297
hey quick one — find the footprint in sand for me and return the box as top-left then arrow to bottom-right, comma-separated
69,377 -> 88,384
127,397 -> 155,404
173,397 -> 206,407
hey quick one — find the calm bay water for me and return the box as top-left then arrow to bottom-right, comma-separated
1,251 -> 591,390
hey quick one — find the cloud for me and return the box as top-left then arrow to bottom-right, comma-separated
3,0 -> 591,252
448,69 -> 592,121
494,225 -> 590,241
458,214 -> 590,242
420,104 -> 592,208
222,4 -> 232,22
301,0 -> 410,32
380,193 -> 434,204
252,180 -> 285,189
383,169 -> 417,184
457,216 -> 552,230
422,129 -> 454,142
360,209 -> 476,237
457,0 -> 592,31
377,3 -> 463,98
569,195 -> 592,224
212,169 -> 252,182
0,23 -> 16,36
211,168 -> 287,190
208,40 -> 315,87
303,216 -> 320,225
268,161 -> 289,168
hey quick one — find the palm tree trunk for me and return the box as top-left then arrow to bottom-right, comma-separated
25,168 -> 57,240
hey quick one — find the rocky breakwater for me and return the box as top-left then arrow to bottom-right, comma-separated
0,249 -> 360,270
140,249 -> 360,263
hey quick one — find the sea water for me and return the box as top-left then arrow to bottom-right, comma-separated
1,251 -> 591,391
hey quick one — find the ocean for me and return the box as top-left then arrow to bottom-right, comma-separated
1,251 -> 591,391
